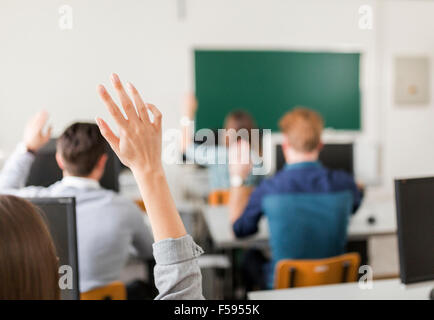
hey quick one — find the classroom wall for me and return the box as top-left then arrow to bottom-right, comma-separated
2,0 -> 432,194
379,0 -> 434,187
0,0 -> 380,197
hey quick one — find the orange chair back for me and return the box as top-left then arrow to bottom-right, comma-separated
274,253 -> 360,289
80,281 -> 127,300
135,199 -> 147,213
208,190 -> 230,205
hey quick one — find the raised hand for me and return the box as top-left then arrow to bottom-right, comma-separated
182,93 -> 198,120
96,75 -> 204,300
96,73 -> 186,242
23,111 -> 52,152
96,73 -> 163,175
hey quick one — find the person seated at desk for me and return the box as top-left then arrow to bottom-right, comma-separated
0,112 -> 154,298
181,94 -> 262,192
0,195 -> 60,299
228,107 -> 363,290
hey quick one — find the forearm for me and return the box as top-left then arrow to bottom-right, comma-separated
132,168 -> 186,242
180,116 -> 194,154
229,185 -> 253,224
0,145 -> 35,190
180,94 -> 197,154
132,168 -> 204,300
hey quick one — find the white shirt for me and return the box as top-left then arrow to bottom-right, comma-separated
61,176 -> 100,190
0,145 -> 154,292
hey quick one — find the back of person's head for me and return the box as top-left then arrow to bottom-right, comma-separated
0,195 -> 59,300
223,110 -> 258,148
57,122 -> 108,177
224,110 -> 256,133
279,107 -> 324,153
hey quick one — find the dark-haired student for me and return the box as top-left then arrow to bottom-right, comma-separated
181,94 -> 262,191
0,75 -> 203,300
229,108 -> 363,290
0,112 -> 154,297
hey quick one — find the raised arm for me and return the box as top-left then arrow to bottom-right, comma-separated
180,93 -> 197,154
0,111 -> 51,191
96,74 -> 204,300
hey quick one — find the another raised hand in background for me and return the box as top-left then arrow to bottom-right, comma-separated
23,111 -> 52,153
182,92 -> 198,120
180,93 -> 198,153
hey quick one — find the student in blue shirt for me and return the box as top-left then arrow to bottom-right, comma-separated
180,94 -> 262,192
228,107 -> 364,290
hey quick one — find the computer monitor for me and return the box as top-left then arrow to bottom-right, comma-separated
275,143 -> 354,175
26,138 -> 121,192
395,177 -> 434,285
27,197 -> 79,300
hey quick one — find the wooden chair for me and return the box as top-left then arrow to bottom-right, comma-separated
134,199 -> 147,213
80,281 -> 127,300
274,253 -> 361,289
208,190 -> 230,205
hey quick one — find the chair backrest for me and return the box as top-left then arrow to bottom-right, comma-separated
135,199 -> 147,213
208,190 -> 230,205
263,191 -> 354,287
274,252 -> 361,289
80,281 -> 127,300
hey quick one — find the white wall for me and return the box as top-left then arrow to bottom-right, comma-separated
0,0 -> 381,194
4,0 -> 433,193
379,0 -> 434,186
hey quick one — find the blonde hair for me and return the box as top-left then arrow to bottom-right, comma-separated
279,107 -> 324,152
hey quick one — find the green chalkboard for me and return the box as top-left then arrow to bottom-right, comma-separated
195,50 -> 361,131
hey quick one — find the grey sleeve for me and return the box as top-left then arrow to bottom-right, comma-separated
131,209 -> 154,260
153,234 -> 205,300
0,145 -> 49,197
0,145 -> 35,190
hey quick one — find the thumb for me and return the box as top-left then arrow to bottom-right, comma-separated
96,117 -> 120,154
45,126 -> 53,139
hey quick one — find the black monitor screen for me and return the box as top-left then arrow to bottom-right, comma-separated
26,139 -> 121,192
27,197 -> 80,300
275,143 -> 354,175
395,178 -> 434,284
